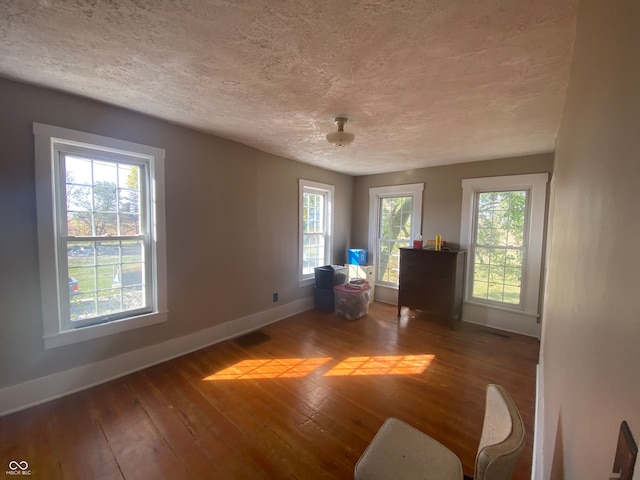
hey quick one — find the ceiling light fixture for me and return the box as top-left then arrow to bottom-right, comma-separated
326,117 -> 355,147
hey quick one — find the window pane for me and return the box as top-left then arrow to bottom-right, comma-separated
119,214 -> 140,235
119,188 -> 140,213
94,184 -> 117,212
505,249 -> 523,268
119,163 -> 139,189
489,265 -> 505,284
474,264 -> 490,282
380,197 -> 412,240
67,241 -> 95,263
97,265 -> 118,289
67,212 -> 93,236
96,241 -> 120,265
97,288 -> 122,316
377,239 -> 409,284
303,192 -> 326,237
66,184 -> 92,212
303,233 -> 325,275
503,285 -> 522,304
471,190 -> 527,306
68,266 -> 96,293
504,267 -> 522,286
473,281 -> 489,298
122,240 -> 143,263
95,212 -> 118,236
94,160 -> 118,185
120,263 -> 143,288
65,234 -> 147,324
377,196 -> 413,286
488,283 -> 505,302
70,292 -> 97,321
65,156 -> 144,238
65,157 -> 92,185
477,227 -> 492,245
300,184 -> 332,279
123,286 -> 144,310
490,248 -> 506,265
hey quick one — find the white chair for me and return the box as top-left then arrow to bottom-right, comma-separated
354,384 -> 525,480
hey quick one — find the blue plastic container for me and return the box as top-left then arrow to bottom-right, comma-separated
347,249 -> 367,265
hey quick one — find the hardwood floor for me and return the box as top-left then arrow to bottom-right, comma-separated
0,302 -> 539,479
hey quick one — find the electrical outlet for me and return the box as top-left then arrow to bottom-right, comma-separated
273,292 -> 278,302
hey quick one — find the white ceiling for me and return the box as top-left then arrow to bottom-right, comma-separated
1,0 -> 578,175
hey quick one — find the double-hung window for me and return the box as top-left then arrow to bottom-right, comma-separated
299,179 -> 334,284
471,190 -> 528,305
368,184 -> 424,286
460,173 -> 548,335
34,123 -> 167,348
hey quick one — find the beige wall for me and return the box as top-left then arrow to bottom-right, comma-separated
0,78 -> 352,389
351,153 -> 554,254
540,0 -> 640,478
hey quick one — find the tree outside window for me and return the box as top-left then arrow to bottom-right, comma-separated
471,190 -> 528,306
369,183 -> 423,288
377,196 -> 413,284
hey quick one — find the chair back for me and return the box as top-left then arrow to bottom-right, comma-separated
474,384 -> 525,480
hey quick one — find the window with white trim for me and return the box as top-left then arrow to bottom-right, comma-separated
34,123 -> 168,348
368,184 -> 423,286
299,179 -> 334,284
460,173 -> 548,316
471,190 -> 528,305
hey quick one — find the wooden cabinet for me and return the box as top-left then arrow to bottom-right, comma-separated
397,248 -> 465,326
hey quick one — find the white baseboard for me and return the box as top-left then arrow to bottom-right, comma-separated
461,302 -> 541,338
0,297 -> 313,416
531,363 -> 544,480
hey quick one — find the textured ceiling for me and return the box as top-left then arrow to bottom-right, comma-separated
1,0 -> 577,175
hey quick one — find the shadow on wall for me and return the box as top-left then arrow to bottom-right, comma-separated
550,412 -> 564,480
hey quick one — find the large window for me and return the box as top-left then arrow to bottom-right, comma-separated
471,190 -> 528,306
369,184 -> 423,286
460,174 -> 548,325
299,179 -> 334,284
34,123 -> 167,348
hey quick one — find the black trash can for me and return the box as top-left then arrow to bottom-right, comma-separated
313,265 -> 347,289
313,265 -> 347,312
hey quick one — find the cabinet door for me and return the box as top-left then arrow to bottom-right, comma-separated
399,249 -> 459,319
423,252 -> 455,316
399,250 -> 427,308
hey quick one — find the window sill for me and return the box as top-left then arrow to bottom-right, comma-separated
299,277 -> 315,287
375,282 -> 398,290
463,300 -> 539,318
43,311 -> 168,349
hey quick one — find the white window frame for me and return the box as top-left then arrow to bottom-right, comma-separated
460,173 -> 548,318
368,183 -> 424,287
298,179 -> 334,286
34,123 -> 168,349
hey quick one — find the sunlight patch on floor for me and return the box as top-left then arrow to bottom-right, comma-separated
203,355 -> 434,381
203,357 -> 332,380
324,354 -> 435,376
